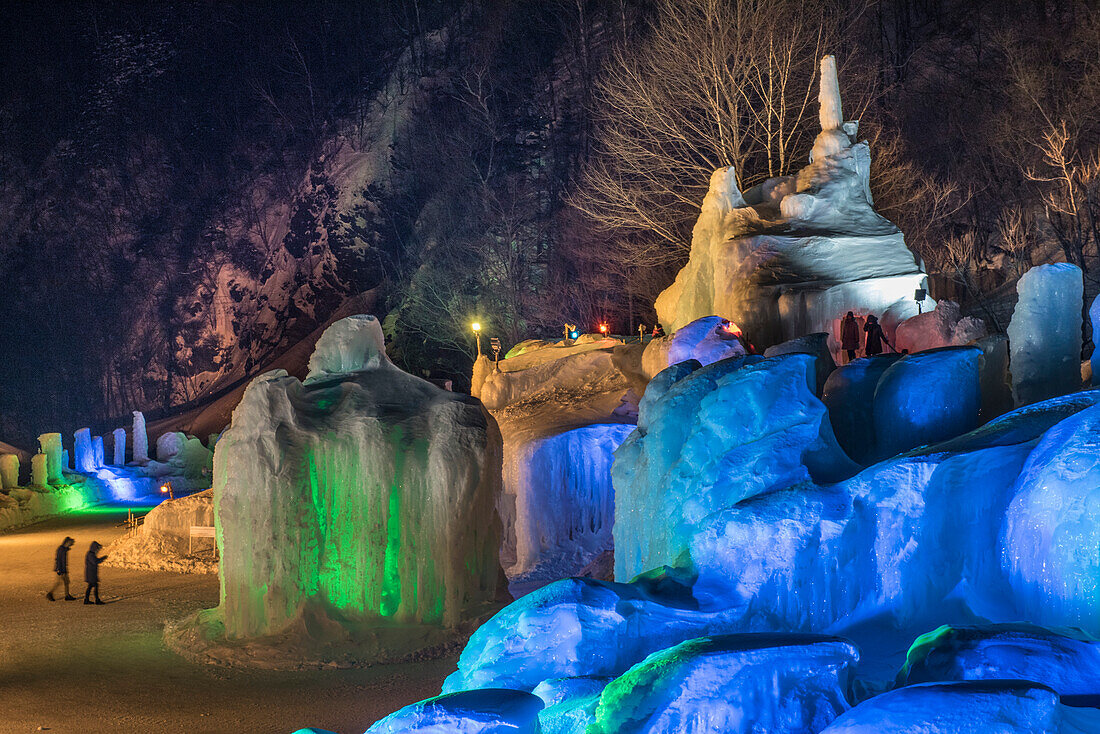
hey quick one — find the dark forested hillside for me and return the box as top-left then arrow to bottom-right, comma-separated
2,0 -> 1099,445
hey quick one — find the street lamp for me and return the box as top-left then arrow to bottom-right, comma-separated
472,322 -> 482,356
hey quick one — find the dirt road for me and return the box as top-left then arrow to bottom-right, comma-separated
0,509 -> 454,734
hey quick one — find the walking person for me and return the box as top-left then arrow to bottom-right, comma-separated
840,311 -> 861,363
863,314 -> 888,356
83,541 -> 108,605
46,536 -> 76,601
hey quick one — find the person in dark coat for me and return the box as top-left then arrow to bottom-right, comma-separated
46,536 -> 76,601
840,311 -> 861,362
83,541 -> 108,605
863,314 -> 888,356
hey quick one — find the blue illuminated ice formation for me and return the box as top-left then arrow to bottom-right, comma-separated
364,689 -> 543,733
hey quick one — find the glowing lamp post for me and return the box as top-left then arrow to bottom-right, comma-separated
599,323 -> 609,337
472,322 -> 482,357
160,480 -> 174,500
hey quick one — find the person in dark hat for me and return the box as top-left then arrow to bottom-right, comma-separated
46,536 -> 76,601
83,541 -> 108,605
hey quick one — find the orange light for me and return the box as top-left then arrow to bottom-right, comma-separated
722,320 -> 743,337
599,323 -> 609,334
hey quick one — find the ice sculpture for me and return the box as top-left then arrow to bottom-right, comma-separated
640,315 -> 748,380
112,428 -> 126,466
820,680 -> 1100,733
1007,263 -> 1083,406
588,634 -> 857,734
871,346 -> 981,459
475,336 -> 639,579
655,56 -> 929,357
91,435 -> 104,469
0,454 -> 18,488
73,428 -> 95,473
613,354 -> 857,580
976,335 -> 1014,422
821,355 -> 902,463
156,432 -> 184,462
214,315 -> 503,649
38,432 -> 63,483
31,453 -> 47,487
365,689 -> 543,734
899,624 -> 1100,699
893,300 -> 986,354
132,411 -> 148,463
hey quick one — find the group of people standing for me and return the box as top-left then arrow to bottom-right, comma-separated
46,536 -> 108,604
839,311 -> 892,363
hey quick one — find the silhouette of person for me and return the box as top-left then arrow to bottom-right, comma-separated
46,536 -> 76,601
83,541 -> 108,605
864,314 -> 887,356
840,311 -> 860,362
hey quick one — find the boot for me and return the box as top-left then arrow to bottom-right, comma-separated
64,594 -> 77,601
94,599 -> 105,605
46,592 -> 55,601
83,599 -> 93,604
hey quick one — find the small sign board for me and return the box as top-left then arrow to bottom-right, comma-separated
189,525 -> 217,557
490,337 -> 502,360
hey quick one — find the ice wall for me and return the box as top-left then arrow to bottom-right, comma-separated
1092,293 -> 1100,386
507,423 -> 634,576
132,411 -> 148,463
215,315 -> 503,642
1007,263 -> 1083,406
31,453 -> 47,487
38,433 -> 63,483
822,355 -> 901,464
92,436 -> 104,469
613,354 -> 857,580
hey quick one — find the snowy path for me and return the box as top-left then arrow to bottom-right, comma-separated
0,507 -> 454,734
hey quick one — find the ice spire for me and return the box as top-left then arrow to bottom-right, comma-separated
819,55 -> 843,131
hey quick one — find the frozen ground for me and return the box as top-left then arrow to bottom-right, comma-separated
0,509 -> 453,734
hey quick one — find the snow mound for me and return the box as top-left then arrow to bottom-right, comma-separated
820,680 -> 1100,734
894,300 -> 987,354
105,489 -> 217,574
613,353 -> 857,580
899,624 -> 1100,699
1008,263 -> 1083,406
186,315 -> 503,665
589,634 -> 857,734
365,689 -> 543,734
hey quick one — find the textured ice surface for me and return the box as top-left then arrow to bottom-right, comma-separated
365,689 -> 543,734
640,316 -> 748,380
305,313 -> 389,381
821,355 -> 901,464
894,300 -> 986,354
588,634 -> 857,734
613,354 -> 857,580
444,576 -> 740,693
1008,263 -> 1083,406
0,454 -> 17,488
1002,403 -> 1100,631
820,680 -> 1100,733
92,435 -> 104,469
215,315 -> 502,642
976,335 -> 1014,422
31,453 -> 47,486
655,57 -> 929,356
871,346 -> 981,459
532,677 -> 608,734
899,624 -> 1100,699
1091,294 -> 1100,386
